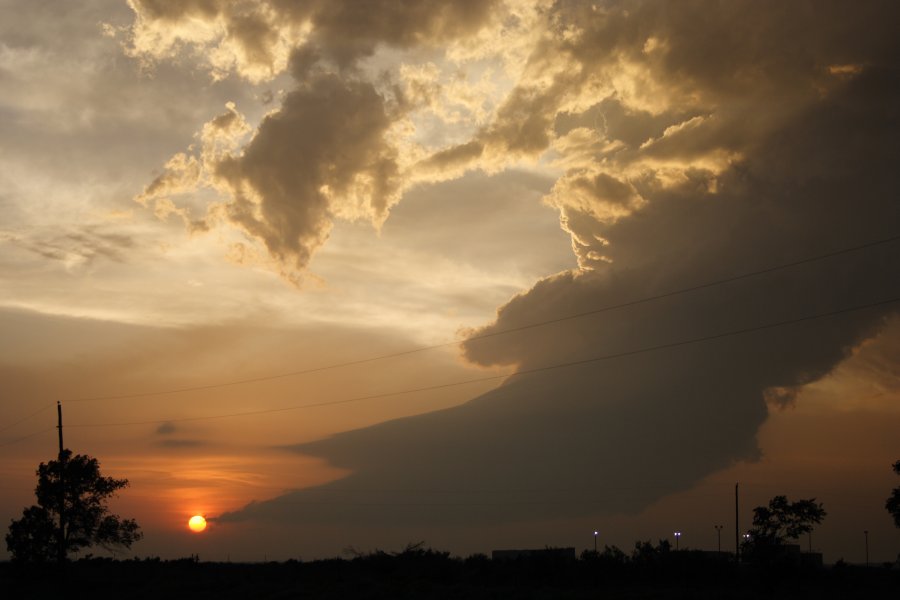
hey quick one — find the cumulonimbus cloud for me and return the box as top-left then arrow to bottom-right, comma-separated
129,0 -> 506,281
126,0 -> 500,80
215,1 -> 900,527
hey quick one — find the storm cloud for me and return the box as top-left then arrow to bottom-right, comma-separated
129,0 -> 503,280
218,1 -> 900,526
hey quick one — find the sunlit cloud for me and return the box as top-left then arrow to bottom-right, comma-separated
2,0 -> 899,564
212,0 -> 900,537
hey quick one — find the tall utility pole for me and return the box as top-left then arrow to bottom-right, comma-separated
864,530 -> 869,567
57,401 -> 66,564
734,483 -> 739,563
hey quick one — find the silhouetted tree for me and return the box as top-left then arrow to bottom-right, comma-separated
742,495 -> 825,563
581,544 -> 627,565
886,460 -> 900,528
5,450 -> 142,562
631,539 -> 671,566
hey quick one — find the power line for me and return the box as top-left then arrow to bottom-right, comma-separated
61,233 -> 900,405
67,294 -> 900,429
247,482 -> 733,495
213,483 -> 890,506
215,499 -> 696,508
0,403 -> 54,435
0,427 -> 55,449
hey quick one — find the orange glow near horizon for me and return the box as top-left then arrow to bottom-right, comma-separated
188,515 -> 207,533
103,451 -> 350,537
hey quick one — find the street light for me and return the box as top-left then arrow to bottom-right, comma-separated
674,531 -> 681,551
593,530 -> 598,553
714,525 -> 723,554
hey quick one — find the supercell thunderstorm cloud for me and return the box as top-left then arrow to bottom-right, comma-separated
203,2 -> 900,525
1,0 -> 899,561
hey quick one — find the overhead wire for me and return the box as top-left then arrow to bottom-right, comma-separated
1,233 -> 898,439
67,294 -> 900,429
58,232 -> 900,405
0,427 -> 56,449
0,403 -> 54,435
0,404 -> 56,449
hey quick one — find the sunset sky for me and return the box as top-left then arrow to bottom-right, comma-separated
1,0 -> 899,564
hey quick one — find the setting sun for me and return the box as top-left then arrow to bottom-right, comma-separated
1,0 -> 899,572
188,515 -> 207,533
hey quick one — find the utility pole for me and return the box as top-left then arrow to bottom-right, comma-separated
57,401 -> 66,565
864,530 -> 869,567
734,483 -> 739,563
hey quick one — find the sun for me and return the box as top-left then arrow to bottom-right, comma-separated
188,515 -> 207,533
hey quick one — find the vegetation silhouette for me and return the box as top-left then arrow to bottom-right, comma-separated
742,495 -> 826,565
886,459 -> 900,528
2,541 -> 898,600
5,449 -> 142,562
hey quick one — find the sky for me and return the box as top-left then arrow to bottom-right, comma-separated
1,0 -> 899,564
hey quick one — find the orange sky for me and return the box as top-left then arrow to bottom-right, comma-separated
1,0 -> 899,564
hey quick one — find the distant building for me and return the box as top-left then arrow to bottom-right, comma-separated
696,550 -> 735,562
769,544 -> 823,567
491,547 -> 576,561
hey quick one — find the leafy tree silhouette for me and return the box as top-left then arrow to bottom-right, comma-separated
742,495 -> 825,564
5,449 -> 142,562
631,539 -> 671,566
886,460 -> 900,528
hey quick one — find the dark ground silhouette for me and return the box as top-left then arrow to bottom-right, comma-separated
2,545 -> 897,600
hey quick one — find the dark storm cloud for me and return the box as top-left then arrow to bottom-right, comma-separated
128,0 -> 498,74
214,70 -> 400,276
136,67 -> 404,276
280,0 -> 498,67
129,0 -> 500,279
418,140 -> 485,175
439,0 -> 900,173
219,2 -> 900,527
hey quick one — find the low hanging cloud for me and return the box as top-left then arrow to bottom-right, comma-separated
217,1 -> 900,527
154,421 -> 208,449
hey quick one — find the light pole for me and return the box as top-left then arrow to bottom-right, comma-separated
593,530 -> 598,553
714,525 -> 723,554
864,530 -> 869,567
674,531 -> 681,551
